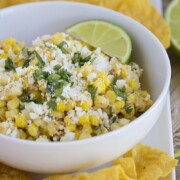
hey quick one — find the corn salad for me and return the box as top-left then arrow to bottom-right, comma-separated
0,33 -> 153,142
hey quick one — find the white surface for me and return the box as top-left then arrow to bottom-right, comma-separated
0,0 -> 172,177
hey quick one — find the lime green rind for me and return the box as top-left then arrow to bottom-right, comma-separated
165,0 -> 180,55
65,19 -> 132,64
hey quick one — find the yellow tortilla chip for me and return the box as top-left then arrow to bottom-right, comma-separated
44,165 -> 135,180
113,157 -> 137,179
0,163 -> 30,180
117,0 -> 171,49
124,144 -> 178,180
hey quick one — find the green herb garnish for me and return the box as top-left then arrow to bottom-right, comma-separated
21,48 -> 29,57
72,51 -> 82,64
23,58 -> 31,68
53,64 -> 61,71
57,68 -> 71,82
109,106 -> 113,117
47,100 -> 57,111
111,85 -> 127,101
92,124 -> 102,130
111,115 -> 118,123
87,85 -> 97,102
125,106 -> 133,114
35,51 -> 45,68
48,74 -> 61,83
72,51 -> 92,66
4,58 -> 15,72
112,75 -> 118,85
33,69 -> 49,80
57,41 -> 68,54
19,90 -> 40,103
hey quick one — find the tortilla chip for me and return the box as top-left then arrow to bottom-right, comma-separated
44,165 -> 135,180
117,0 -> 171,49
113,157 -> 137,179
124,144 -> 178,180
0,163 -> 30,180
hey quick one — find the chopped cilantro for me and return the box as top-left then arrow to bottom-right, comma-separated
111,85 -> 127,101
87,85 -> 97,102
111,115 -> 118,123
57,41 -> 68,54
35,51 -> 45,68
4,58 -> 15,72
47,100 -> 57,111
125,106 -> 133,114
57,68 -> 71,82
33,69 -> 49,80
92,124 -> 102,130
54,88 -> 63,97
19,90 -> 40,103
72,51 -> 92,66
48,74 -> 61,83
21,48 -> 29,57
72,51 -> 82,64
109,106 -> 113,117
112,75 -> 118,85
23,58 -> 31,68
46,82 -> 54,93
53,64 -> 61,71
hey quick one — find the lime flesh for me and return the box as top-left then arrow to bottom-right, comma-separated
66,20 -> 132,63
165,0 -> 180,55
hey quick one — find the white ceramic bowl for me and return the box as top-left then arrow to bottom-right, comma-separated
0,1 -> 171,173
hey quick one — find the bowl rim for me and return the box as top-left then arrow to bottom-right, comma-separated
0,1 -> 171,146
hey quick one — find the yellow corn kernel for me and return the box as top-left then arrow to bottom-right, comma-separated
33,118 -> 46,128
30,58 -> 38,65
57,101 -> 66,112
114,100 -> 125,111
121,105 -> 135,117
127,94 -> 135,104
5,109 -> 18,120
0,100 -> 6,108
4,38 -> 16,46
7,98 -> 20,110
75,67 -> 80,73
140,90 -> 149,98
104,78 -> 111,86
65,100 -> 76,111
52,111 -> 64,119
89,115 -> 100,126
26,67 -> 35,74
98,72 -> 107,79
81,100 -> 91,110
105,90 -> 117,104
33,90 -> 41,100
78,114 -> 89,125
128,79 -> 140,91
15,115 -> 27,128
23,77 -> 29,86
18,129 -> 27,139
66,124 -> 76,132
101,127 -> 108,134
75,130 -> 81,139
0,108 -> 6,121
28,124 -> 39,137
93,79 -> 106,94
79,130 -> 92,140
13,73 -> 21,81
114,67 -> 121,76
83,124 -> 93,134
0,53 -> 8,59
0,74 -> 9,86
64,116 -> 73,126
13,45 -> 21,54
81,64 -> 93,77
94,96 -> 109,109
121,66 -> 130,78
52,33 -> 64,44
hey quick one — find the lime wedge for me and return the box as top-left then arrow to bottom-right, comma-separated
165,0 -> 180,55
66,20 -> 132,63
